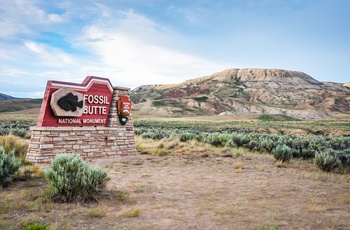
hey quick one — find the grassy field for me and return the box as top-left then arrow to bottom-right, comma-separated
0,109 -> 39,124
1,137 -> 350,229
134,116 -> 350,136
0,111 -> 350,229
0,99 -> 42,113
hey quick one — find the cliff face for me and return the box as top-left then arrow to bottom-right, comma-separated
131,68 -> 350,119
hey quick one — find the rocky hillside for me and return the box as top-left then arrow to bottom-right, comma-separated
131,68 -> 350,120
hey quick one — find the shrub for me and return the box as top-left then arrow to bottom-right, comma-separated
248,140 -> 260,151
152,100 -> 166,107
193,96 -> 209,102
179,132 -> 195,142
0,147 -> 22,187
45,154 -> 110,202
0,121 -> 31,138
314,151 -> 341,172
260,138 -> 274,153
272,144 -> 292,163
22,223 -> 48,230
11,128 -> 28,138
140,129 -> 169,140
301,149 -> 316,160
204,133 -> 230,147
336,149 -> 350,170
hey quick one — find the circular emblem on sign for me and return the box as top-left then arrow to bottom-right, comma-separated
50,88 -> 85,117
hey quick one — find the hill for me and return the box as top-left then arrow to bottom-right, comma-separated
0,92 -> 19,100
0,98 -> 42,113
130,68 -> 350,120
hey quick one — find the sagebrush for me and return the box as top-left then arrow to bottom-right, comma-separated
0,146 -> 21,187
45,154 -> 110,202
272,145 -> 293,163
314,151 -> 341,172
135,125 -> 350,168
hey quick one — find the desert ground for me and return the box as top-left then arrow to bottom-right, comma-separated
2,138 -> 350,230
93,152 -> 350,230
1,111 -> 350,229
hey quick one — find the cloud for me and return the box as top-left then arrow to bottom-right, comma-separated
24,41 -> 76,67
0,0 -> 66,38
1,2 -> 228,97
47,13 -> 65,23
77,9 -> 227,87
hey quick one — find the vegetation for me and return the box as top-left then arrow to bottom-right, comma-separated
314,151 -> 341,172
0,120 -> 32,138
0,111 -> 349,228
134,119 -> 350,172
152,100 -> 166,107
133,119 -> 350,136
0,119 -> 349,228
22,222 -> 48,230
193,96 -> 209,102
0,135 -> 29,157
258,114 -> 300,121
0,112 -> 38,124
272,144 -> 293,162
45,154 -> 110,202
0,98 -> 42,113
0,147 -> 21,187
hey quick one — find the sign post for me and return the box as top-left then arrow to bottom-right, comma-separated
27,76 -> 136,165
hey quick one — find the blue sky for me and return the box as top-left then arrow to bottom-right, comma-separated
0,0 -> 349,98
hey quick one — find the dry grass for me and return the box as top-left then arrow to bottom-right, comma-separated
86,205 -> 108,218
1,136 -> 350,229
0,109 -> 39,123
121,208 -> 142,218
0,135 -> 29,156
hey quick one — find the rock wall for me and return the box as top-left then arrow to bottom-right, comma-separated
26,86 -> 136,165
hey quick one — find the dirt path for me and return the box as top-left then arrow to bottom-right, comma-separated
91,153 -> 350,230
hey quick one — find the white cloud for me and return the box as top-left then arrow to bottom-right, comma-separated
77,9 -> 227,87
0,0 -> 65,38
47,13 -> 65,23
0,2 -> 228,97
1,68 -> 29,77
24,41 -> 76,67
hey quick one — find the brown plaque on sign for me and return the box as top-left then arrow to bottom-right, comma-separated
117,95 -> 132,125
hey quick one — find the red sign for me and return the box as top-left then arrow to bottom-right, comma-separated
38,76 -> 113,127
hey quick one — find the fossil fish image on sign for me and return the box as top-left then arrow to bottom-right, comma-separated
50,88 -> 85,117
57,92 -> 84,112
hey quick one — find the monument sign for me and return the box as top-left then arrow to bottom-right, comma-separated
38,76 -> 113,126
27,76 -> 136,165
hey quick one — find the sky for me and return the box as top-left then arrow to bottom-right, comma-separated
0,0 -> 349,98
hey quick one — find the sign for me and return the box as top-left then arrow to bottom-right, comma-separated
38,76 -> 113,127
117,96 -> 131,125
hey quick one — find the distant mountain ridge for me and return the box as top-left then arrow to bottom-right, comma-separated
131,68 -> 350,120
0,93 -> 19,100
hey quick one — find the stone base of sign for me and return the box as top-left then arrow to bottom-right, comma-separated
26,125 -> 136,165
26,86 -> 136,165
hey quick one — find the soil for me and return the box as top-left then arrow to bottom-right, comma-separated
89,153 -> 350,230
